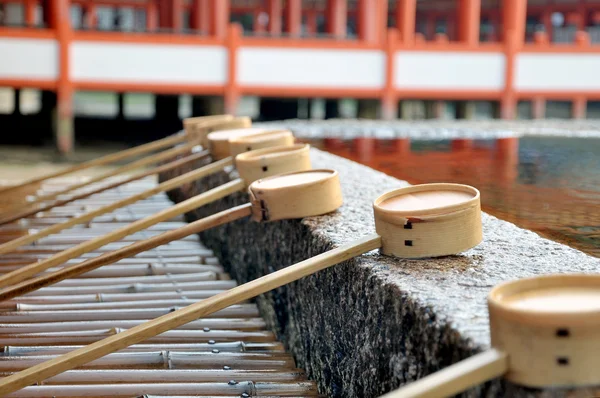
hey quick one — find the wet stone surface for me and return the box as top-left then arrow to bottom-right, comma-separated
160,148 -> 600,398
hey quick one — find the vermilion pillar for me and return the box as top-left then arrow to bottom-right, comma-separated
458,0 -> 481,45
267,0 -> 282,34
172,0 -> 183,32
190,0 -> 207,32
305,10 -> 317,34
378,0 -> 388,43
502,0 -> 527,43
326,0 -> 346,38
501,0 -> 527,119
25,0 -> 36,26
225,24 -> 241,115
532,97 -> 546,119
158,0 -> 172,29
211,0 -> 229,37
540,11 -> 552,42
146,1 -> 158,31
381,28 -> 398,120
199,0 -> 211,33
357,0 -> 377,42
396,0 -> 416,44
52,0 -> 74,154
572,96 -> 587,119
285,0 -> 302,36
86,4 -> 97,29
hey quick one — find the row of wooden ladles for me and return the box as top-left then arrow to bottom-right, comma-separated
0,114 -> 596,397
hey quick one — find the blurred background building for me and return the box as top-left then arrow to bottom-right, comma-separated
1,0 -> 600,152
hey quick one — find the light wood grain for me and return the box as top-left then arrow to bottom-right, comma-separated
182,114 -> 233,135
373,183 -> 482,258
195,117 -> 252,148
488,274 -> 600,387
0,150 -> 208,227
236,144 -> 312,187
0,172 -> 243,288
248,169 -> 343,222
0,204 -> 252,301
0,133 -> 189,196
380,349 -> 508,398
0,156 -> 233,255
0,233 -> 381,395
207,127 -> 268,160
229,130 -> 294,158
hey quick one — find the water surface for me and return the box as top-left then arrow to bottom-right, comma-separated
307,136 -> 600,258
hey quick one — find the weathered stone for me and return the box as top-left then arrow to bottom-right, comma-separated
160,148 -> 600,398
254,118 -> 600,140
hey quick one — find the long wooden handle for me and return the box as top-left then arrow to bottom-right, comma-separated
1,141 -> 200,218
380,349 -> 508,398
0,150 -> 209,227
0,233 -> 381,395
0,133 -> 189,195
0,175 -> 244,289
0,204 -> 253,300
0,156 -> 233,256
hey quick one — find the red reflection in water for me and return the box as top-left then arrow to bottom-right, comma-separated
306,137 -> 599,258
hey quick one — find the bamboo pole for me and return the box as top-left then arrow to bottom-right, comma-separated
0,140 -> 201,220
0,350 -> 291,370
0,204 -> 253,300
2,341 -> 283,355
0,234 -> 381,394
379,349 -> 508,398
0,133 -> 191,196
0,150 -> 209,228
0,177 -> 243,289
0,157 -> 233,255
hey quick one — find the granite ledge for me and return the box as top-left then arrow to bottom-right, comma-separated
160,148 -> 600,398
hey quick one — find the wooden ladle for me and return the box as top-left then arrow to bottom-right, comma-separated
0,181 -> 483,394
0,141 -> 306,289
0,127 -> 294,255
381,273 -> 600,397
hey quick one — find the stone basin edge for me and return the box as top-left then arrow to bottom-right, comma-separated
159,147 -> 600,398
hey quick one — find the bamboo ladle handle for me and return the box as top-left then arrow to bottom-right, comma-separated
0,234 -> 381,395
0,157 -> 318,297
0,204 -> 253,301
0,150 -> 208,228
0,156 -> 232,256
0,163 -> 241,288
0,133 -> 190,196
379,349 -> 508,398
0,140 -> 200,219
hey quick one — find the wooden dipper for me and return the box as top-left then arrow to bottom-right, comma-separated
381,273 -> 600,397
0,129 -> 299,255
207,127 -> 291,160
182,114 -> 233,136
235,144 -> 311,187
185,116 -> 251,148
229,130 -> 295,158
0,144 -> 313,294
0,181 -> 486,395
0,115 -> 251,222
0,169 -> 345,394
374,183 -> 482,258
